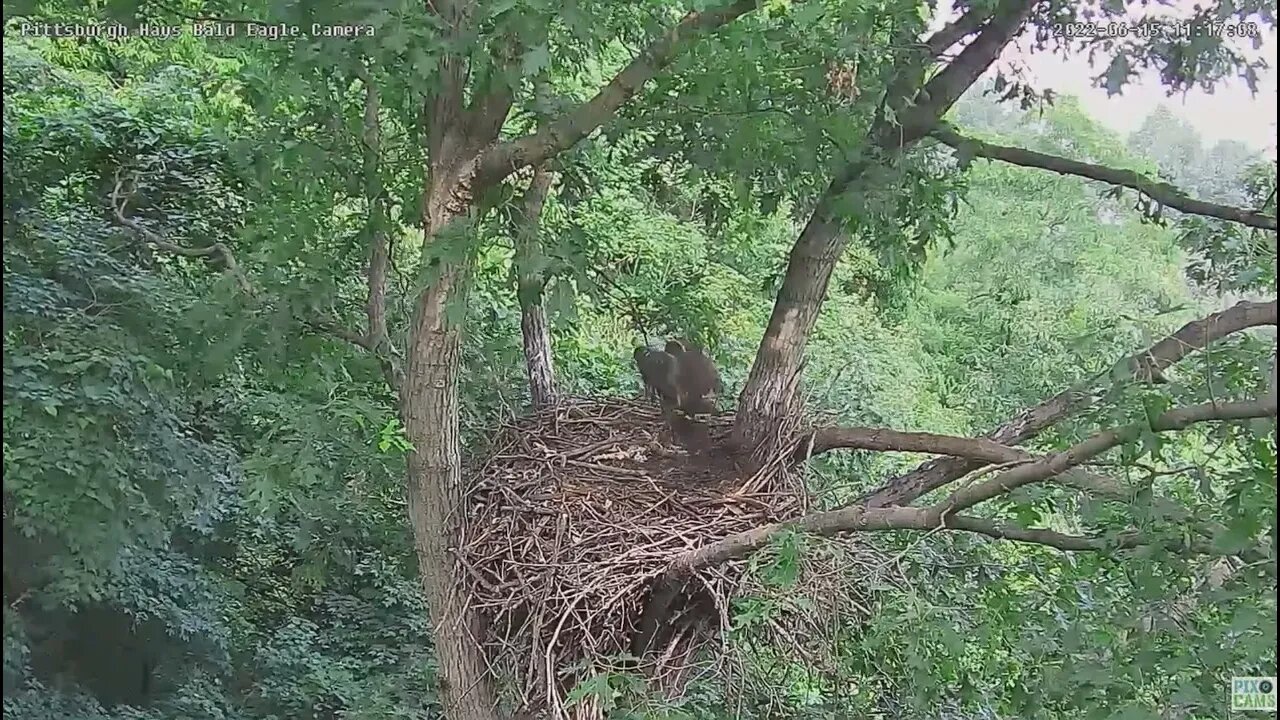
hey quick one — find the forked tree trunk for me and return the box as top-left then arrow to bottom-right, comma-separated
397,5 -> 772,712
391,4 -> 797,718
513,166 -> 557,409
401,156 -> 499,720
730,0 -> 1033,460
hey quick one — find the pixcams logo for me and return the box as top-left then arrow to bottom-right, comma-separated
1231,676 -> 1277,712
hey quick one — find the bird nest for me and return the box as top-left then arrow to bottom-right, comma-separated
461,397 -> 882,717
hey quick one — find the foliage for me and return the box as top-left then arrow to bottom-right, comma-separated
3,40 -> 433,719
1127,108 -> 1278,296
3,1 -> 1277,718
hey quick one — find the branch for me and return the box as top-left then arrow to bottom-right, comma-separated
806,422 -> 1207,534
476,0 -> 760,186
661,398 -> 1276,575
935,396 -> 1278,515
923,5 -> 995,56
896,0 -> 1035,144
805,417 -> 1197,527
1053,472 -> 1269,564
423,0 -> 476,172
468,75 -> 518,152
806,426 -> 1025,463
307,314 -> 375,350
356,64 -> 402,390
933,125 -> 1280,231
513,165 -> 558,409
110,172 -> 253,295
860,299 -> 1279,508
939,514 -> 1121,551
808,0 -> 1031,218
356,64 -> 395,357
669,497 -> 1217,580
465,23 -> 551,146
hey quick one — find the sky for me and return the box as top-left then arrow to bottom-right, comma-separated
933,0 -> 1279,158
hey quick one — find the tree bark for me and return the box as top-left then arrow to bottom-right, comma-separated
730,193 -> 850,455
403,313 -> 495,720
513,166 -> 557,409
405,44 -> 497,711
731,0 -> 1035,458
401,157 -> 500,720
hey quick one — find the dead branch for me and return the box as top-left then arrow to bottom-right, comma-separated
933,124 -> 1279,231
861,299 -> 1278,508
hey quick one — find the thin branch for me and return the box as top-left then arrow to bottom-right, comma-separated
1052,472 -> 1268,564
355,64 -> 403,390
933,124 -> 1279,231
476,0 -> 761,186
860,299 -> 1279,508
307,314 -> 376,350
935,396 -> 1278,515
110,172 -> 253,295
939,514 -> 1118,551
356,63 -> 393,356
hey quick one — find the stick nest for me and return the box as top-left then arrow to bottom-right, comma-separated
462,397 -> 877,716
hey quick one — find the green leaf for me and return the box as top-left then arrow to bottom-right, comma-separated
1102,54 -> 1134,96
521,45 -> 552,77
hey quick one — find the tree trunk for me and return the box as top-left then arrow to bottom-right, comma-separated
401,159 -> 499,720
513,167 -> 557,410
403,282 -> 497,720
730,0 -> 1033,460
730,186 -> 852,456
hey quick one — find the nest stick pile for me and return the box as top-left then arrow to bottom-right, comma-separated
461,396 -> 810,715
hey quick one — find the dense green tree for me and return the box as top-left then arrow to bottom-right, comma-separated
3,1 -> 1277,719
